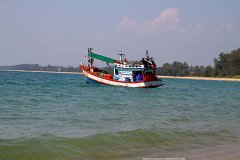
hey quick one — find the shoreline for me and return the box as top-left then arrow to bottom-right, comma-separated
158,75 -> 240,82
0,70 -> 82,75
148,144 -> 240,160
181,145 -> 239,160
186,144 -> 240,160
1,70 -> 240,82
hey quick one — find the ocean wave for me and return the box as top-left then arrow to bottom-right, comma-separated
0,129 -> 237,160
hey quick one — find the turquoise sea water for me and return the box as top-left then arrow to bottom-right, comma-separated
0,71 -> 240,160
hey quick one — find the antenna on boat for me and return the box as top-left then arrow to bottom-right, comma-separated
117,50 -> 125,64
146,50 -> 149,61
120,32 -> 123,52
117,31 -> 126,64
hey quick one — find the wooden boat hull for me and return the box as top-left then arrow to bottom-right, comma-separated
82,68 -> 163,88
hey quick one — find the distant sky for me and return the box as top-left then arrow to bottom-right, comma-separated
1,0 -> 240,66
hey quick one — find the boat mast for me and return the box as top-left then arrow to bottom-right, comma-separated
88,48 -> 94,67
117,50 -> 125,64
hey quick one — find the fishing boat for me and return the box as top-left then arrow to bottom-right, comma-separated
80,48 -> 163,88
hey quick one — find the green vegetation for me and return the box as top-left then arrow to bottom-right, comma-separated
0,64 -> 82,72
214,48 -> 240,77
157,48 -> 240,77
1,48 -> 239,78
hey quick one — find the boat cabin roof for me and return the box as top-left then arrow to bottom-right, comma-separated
114,63 -> 144,70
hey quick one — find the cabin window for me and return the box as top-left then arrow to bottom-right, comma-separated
115,69 -> 118,75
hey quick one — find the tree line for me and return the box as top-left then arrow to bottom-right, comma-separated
1,48 -> 239,77
0,64 -> 82,72
156,48 -> 240,77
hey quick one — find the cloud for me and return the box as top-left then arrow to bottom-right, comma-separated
116,17 -> 138,31
117,8 -> 183,34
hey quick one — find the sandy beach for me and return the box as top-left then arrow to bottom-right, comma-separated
138,144 -> 240,160
186,144 -> 240,160
158,75 -> 240,82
